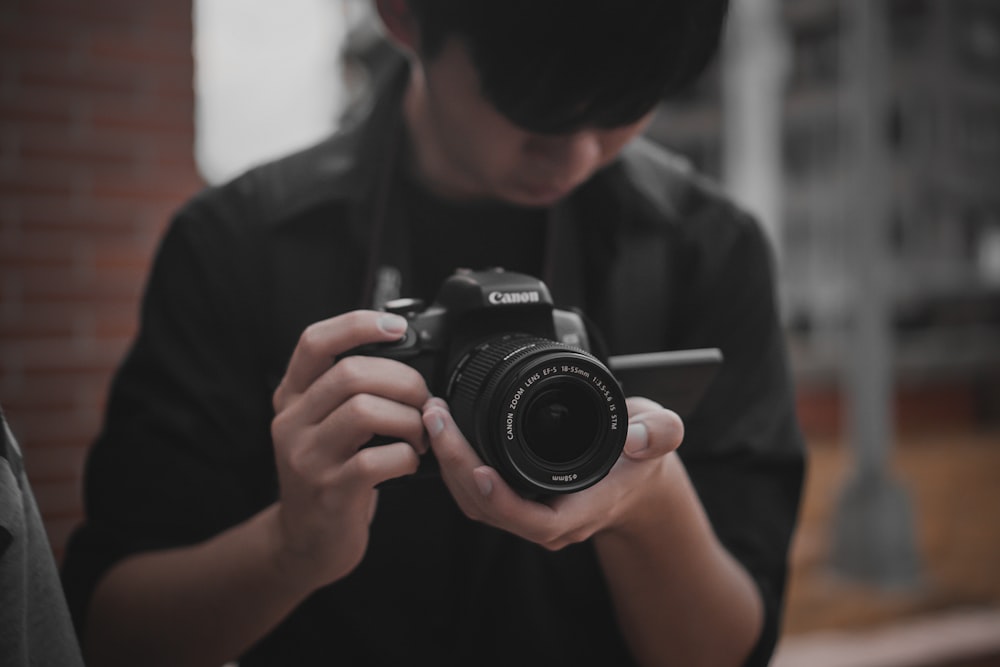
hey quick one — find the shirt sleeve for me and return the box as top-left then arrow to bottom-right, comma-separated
60,193 -> 276,635
670,206 -> 806,667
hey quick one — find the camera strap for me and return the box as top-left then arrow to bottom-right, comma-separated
546,165 -> 673,355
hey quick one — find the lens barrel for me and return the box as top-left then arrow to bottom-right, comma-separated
447,334 -> 628,495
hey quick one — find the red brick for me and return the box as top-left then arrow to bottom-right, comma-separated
12,264 -> 145,302
90,238 -> 158,271
0,87 -> 79,125
0,171 -> 81,199
22,445 -> 89,484
17,0 -> 145,30
0,368 -> 111,411
144,2 -> 195,30
0,0 -> 198,563
0,300 -> 141,345
0,377 -> 78,414
86,99 -> 194,136
147,70 -> 196,101
87,29 -> 193,67
17,134 -> 141,169
14,52 -> 141,97
0,230 -> 82,269
15,200 -> 146,234
3,404 -> 102,442
0,298 -> 140,340
47,515 -> 84,562
29,478 -> 84,517
88,175 -> 201,204
0,23 -> 78,59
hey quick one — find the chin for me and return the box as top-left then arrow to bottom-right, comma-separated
505,183 -> 573,207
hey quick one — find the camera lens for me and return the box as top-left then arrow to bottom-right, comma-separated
522,386 -> 599,464
447,334 -> 628,495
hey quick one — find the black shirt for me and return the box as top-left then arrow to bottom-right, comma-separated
400,164 -> 548,303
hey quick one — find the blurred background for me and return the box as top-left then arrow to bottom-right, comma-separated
1,0 -> 998,664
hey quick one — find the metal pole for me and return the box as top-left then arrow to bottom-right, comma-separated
721,0 -> 789,262
831,0 -> 921,588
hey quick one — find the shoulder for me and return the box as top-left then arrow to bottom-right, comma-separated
223,129 -> 365,225
616,137 -> 773,270
619,137 -> 754,228
181,129 -> 363,236
141,130 -> 366,289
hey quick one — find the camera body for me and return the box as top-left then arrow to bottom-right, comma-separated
352,268 -> 628,496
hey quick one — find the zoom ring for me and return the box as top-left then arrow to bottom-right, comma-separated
448,335 -> 555,408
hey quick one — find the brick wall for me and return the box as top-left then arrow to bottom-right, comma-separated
0,0 -> 203,559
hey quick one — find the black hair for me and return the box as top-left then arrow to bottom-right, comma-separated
406,0 -> 729,134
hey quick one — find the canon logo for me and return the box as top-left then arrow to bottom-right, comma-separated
488,290 -> 540,305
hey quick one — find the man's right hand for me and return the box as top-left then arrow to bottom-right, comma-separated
269,310 -> 431,588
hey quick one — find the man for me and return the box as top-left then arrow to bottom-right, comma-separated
62,1 -> 805,665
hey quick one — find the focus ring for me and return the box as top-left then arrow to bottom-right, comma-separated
449,335 -> 559,408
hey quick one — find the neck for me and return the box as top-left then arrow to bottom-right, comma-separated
402,65 -> 485,203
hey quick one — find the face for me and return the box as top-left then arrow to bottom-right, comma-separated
404,38 -> 654,207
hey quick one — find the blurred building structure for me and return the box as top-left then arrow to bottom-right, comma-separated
647,0 -> 1000,429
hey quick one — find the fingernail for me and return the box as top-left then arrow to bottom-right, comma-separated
378,313 -> 408,336
624,421 -> 649,455
425,396 -> 449,411
473,469 -> 493,497
425,411 -> 444,437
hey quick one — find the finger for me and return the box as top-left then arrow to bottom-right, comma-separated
278,310 -> 409,400
342,441 -> 421,488
622,408 -> 684,460
423,406 -> 557,534
468,466 -> 562,544
315,393 -> 429,462
625,395 -> 665,416
423,403 -> 484,470
289,355 -> 430,427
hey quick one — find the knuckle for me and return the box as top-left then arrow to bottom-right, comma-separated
541,539 -> 565,552
435,448 -> 464,470
272,383 -> 287,413
400,448 -> 421,474
431,433 -> 464,466
457,502 -> 483,523
297,322 -> 327,357
341,393 -> 377,423
331,355 -> 368,389
284,437 -> 318,478
341,309 -> 371,329
538,524 -> 566,549
285,446 -> 310,476
350,447 -> 381,480
563,527 -> 591,547
271,410 -> 296,446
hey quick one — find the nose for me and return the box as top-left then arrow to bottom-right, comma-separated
525,130 -> 602,182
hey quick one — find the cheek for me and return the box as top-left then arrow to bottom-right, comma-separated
450,108 -> 527,172
472,127 -> 534,178
599,125 -> 648,160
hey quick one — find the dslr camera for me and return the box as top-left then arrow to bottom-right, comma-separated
351,268 -> 628,496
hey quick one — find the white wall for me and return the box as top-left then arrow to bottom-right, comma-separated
193,0 -> 357,184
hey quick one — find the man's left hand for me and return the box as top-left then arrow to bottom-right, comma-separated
421,396 -> 684,549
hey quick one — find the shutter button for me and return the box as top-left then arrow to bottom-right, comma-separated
383,298 -> 425,316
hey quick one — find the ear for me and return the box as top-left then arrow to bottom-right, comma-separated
375,0 -> 421,53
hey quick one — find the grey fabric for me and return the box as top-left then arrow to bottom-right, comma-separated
1,412 -> 85,667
